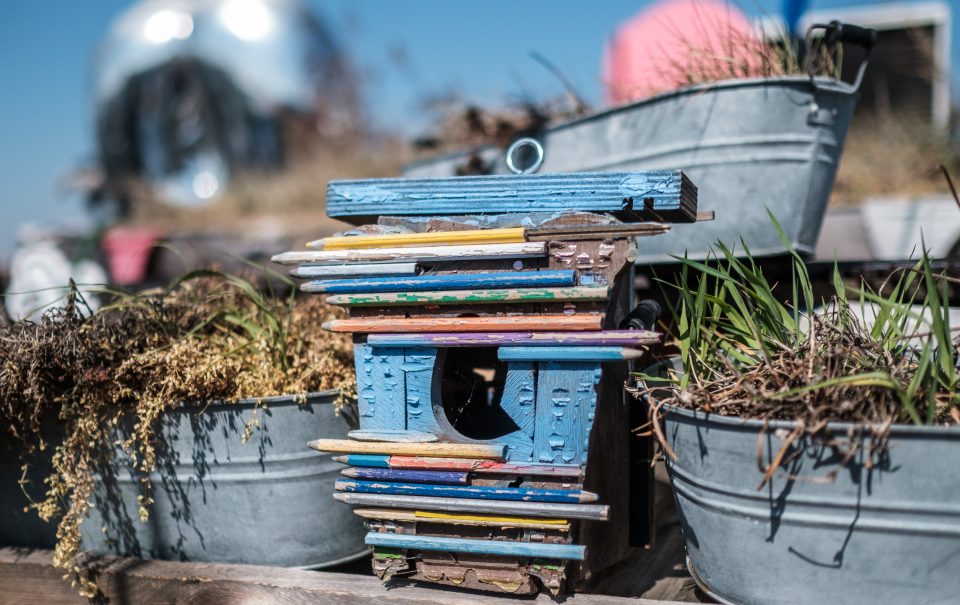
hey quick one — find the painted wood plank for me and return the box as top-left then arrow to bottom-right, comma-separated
353,344 -> 407,431
271,242 -> 546,265
332,455 -> 583,478
526,223 -> 670,241
341,468 -> 468,485
352,508 -> 571,531
534,362 -> 601,466
333,492 -> 609,520
367,330 -> 661,347
325,286 -> 608,306
290,262 -> 418,279
325,171 -> 697,222
501,361 -> 536,441
348,430 -> 438,443
322,314 -> 603,334
302,270 -> 574,294
308,439 -> 505,459
337,480 -> 598,503
402,348 -> 439,433
364,532 -> 586,561
310,228 -> 526,249
498,346 -> 646,362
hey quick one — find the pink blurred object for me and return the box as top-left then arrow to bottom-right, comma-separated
101,227 -> 160,285
603,0 -> 763,105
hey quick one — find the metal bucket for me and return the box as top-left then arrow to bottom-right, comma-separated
662,404 -> 960,605
82,391 -> 368,568
404,76 -> 859,262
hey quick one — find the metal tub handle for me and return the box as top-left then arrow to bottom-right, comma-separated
805,20 -> 878,92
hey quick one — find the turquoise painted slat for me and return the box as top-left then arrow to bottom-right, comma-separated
301,270 -> 574,294
326,171 -> 697,222
354,344 -> 407,430
501,361 -> 536,441
336,480 -> 597,503
533,362 -> 601,465
364,532 -> 586,560
498,346 -> 645,361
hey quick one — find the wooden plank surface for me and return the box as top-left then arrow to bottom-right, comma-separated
303,270 -> 575,294
498,346 -> 646,361
341,468 -> 469,485
272,242 -> 546,265
309,439 -> 505,459
325,172 -> 697,221
291,262 -> 418,279
336,480 -> 598,503
352,508 -> 571,530
348,430 -> 438,443
310,228 -> 526,249
322,314 -> 604,333
526,223 -> 671,241
367,330 -> 660,347
0,547 -> 689,605
333,492 -> 609,520
325,286 -> 607,306
364,532 -> 586,560
333,455 -> 582,477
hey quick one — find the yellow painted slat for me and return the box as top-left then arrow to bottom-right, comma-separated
309,227 -> 526,250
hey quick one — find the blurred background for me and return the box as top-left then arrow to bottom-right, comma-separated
0,0 -> 957,318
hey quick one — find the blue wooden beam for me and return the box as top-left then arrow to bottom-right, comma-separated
364,532 -> 585,560
301,270 -> 575,294
498,346 -> 645,361
326,171 -> 697,223
336,480 -> 597,503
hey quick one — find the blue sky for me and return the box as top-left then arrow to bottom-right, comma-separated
0,0 -> 956,261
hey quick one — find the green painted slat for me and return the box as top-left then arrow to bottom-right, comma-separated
325,286 -> 608,307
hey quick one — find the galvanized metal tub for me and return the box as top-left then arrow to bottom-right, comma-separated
662,403 -> 960,605
82,391 -> 368,568
403,76 -> 859,262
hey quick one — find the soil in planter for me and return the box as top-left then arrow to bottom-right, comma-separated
0,272 -> 356,595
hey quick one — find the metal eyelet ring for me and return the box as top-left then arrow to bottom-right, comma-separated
506,137 -> 544,174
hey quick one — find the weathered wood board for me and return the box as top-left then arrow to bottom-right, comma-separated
333,492 -> 609,520
291,262 -> 418,278
272,242 -> 546,265
341,467 -> 469,485
322,314 -> 604,333
325,286 -> 607,306
303,270 -> 575,294
365,532 -> 586,560
312,227 -> 526,249
366,330 -> 660,347
352,508 -> 572,530
336,479 -> 598,503
326,172 -> 698,223
333,455 -> 583,478
309,439 -> 506,459
498,346 -> 645,361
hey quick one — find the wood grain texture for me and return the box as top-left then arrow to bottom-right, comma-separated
322,314 -> 603,333
353,344 -> 407,430
336,480 -> 598,503
352,508 -> 571,530
526,223 -> 671,241
334,492 -> 608,520
311,228 -> 526,249
534,362 -> 601,465
325,172 -> 697,222
348,430 -> 438,443
366,330 -> 660,347
498,347 -> 645,361
501,361 -> 536,440
333,455 -> 583,478
0,547 -> 687,605
325,286 -> 607,306
309,439 -> 505,459
303,270 -> 575,294
341,467 -> 468,485
272,242 -> 546,265
402,349 -> 439,433
291,262 -> 418,279
364,532 -> 586,560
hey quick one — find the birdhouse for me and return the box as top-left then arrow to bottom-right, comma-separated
273,155 -> 700,595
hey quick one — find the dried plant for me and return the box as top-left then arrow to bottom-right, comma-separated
636,213 -> 960,466
0,271 -> 355,595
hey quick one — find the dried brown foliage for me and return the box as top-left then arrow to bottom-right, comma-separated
0,275 -> 354,595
